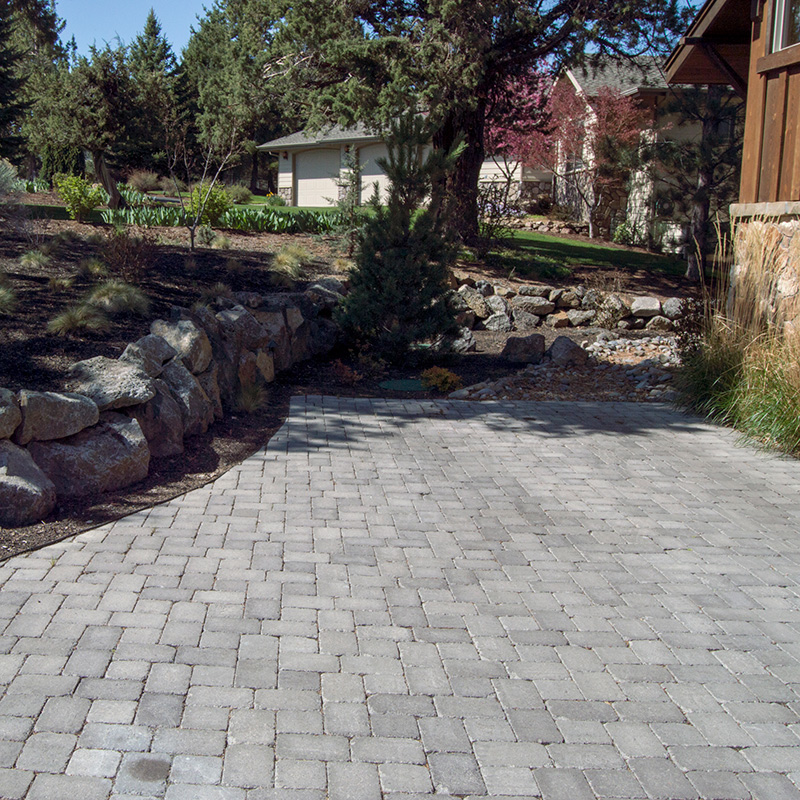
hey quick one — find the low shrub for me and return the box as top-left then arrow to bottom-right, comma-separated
85,280 -> 150,316
47,304 -> 111,336
53,174 -> 106,222
211,235 -> 232,250
236,379 -> 269,413
196,226 -> 216,247
330,359 -> 363,386
263,193 -> 286,207
127,170 -> 160,193
227,184 -> 252,205
102,227 -> 154,283
421,366 -> 462,393
159,175 -> 187,196
189,182 -> 232,226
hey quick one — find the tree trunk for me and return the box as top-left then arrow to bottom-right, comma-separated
433,99 -> 487,244
686,85 -> 722,283
249,150 -> 259,194
93,151 -> 124,210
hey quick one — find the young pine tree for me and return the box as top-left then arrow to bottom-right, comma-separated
336,113 -> 461,363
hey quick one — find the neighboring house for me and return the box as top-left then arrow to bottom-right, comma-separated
555,57 -> 707,248
258,123 -> 552,208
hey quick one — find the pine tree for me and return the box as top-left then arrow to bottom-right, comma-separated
336,113 -> 461,363
0,0 -> 25,159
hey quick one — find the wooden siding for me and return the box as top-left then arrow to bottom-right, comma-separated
741,2 -> 800,202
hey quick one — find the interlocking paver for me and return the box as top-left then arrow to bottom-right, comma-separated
4,398 -> 800,797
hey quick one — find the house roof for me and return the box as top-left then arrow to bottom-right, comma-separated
569,56 -> 669,97
664,0 -> 750,96
258,122 -> 382,151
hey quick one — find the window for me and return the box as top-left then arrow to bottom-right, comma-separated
773,0 -> 800,51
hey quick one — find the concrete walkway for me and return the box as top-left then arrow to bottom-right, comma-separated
2,396 -> 800,800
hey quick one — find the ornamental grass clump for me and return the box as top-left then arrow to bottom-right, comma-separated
676,219 -> 800,455
47,304 -> 111,336
86,280 -> 150,316
0,285 -> 16,315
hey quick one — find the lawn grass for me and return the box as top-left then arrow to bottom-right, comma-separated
490,231 -> 686,282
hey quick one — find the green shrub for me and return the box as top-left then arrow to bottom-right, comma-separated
227,184 -> 252,205
159,175 -> 187,196
189,182 -> 232,226
86,280 -> 150,316
211,235 -> 232,250
420,366 -> 462,393
53,174 -> 106,222
263,193 -> 286,207
127,170 -> 160,193
0,285 -> 16,315
196,225 -> 216,247
198,281 -> 233,306
47,304 -> 111,336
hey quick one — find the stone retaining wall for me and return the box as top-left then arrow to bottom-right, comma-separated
0,280 -> 345,528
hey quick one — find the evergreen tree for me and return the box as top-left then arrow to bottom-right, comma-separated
0,0 -> 25,158
336,113 -> 461,363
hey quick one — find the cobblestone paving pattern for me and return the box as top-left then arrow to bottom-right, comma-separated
2,396 -> 800,799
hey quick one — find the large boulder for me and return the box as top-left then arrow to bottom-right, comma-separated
28,414 -> 150,497
547,335 -> 589,366
160,359 -> 214,437
457,285 -> 491,319
482,312 -> 513,332
512,295 -> 556,316
662,297 -> 685,320
252,309 -> 292,372
485,295 -> 509,316
0,440 -> 56,527
197,363 -> 224,421
501,333 -> 545,364
309,318 -> 339,357
14,391 -> 99,445
0,389 -> 21,439
630,296 -> 662,318
119,334 -> 177,378
512,309 -> 541,331
127,379 -> 184,458
595,294 -> 630,328
305,284 -> 343,310
68,357 -> 156,411
216,305 -> 269,351
150,319 -> 213,374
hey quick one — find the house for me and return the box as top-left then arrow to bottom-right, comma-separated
551,56 -> 738,249
257,123 -> 552,208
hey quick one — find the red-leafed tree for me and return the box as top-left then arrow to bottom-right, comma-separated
518,81 -> 649,238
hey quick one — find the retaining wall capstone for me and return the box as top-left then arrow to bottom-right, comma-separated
0,286 -> 342,528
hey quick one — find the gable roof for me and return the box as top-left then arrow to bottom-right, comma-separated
568,56 -> 669,96
258,122 -> 382,151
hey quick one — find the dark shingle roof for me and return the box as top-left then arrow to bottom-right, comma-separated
570,56 -> 668,96
258,122 -> 381,151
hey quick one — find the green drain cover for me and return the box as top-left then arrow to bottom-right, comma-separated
378,379 -> 427,391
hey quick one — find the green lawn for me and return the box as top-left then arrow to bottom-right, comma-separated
484,230 -> 686,282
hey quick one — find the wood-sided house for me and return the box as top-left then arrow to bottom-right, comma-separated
666,0 -> 800,209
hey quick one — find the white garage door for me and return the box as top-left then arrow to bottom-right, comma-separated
359,144 -> 390,204
295,149 -> 340,207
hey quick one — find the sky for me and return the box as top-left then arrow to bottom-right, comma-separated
55,0 -> 209,57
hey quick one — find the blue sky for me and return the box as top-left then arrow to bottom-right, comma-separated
56,0 -> 210,57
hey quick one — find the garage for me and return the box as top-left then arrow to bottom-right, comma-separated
359,143 -> 390,204
294,148 -> 341,207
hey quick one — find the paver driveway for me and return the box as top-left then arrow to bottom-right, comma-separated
1,396 -> 800,800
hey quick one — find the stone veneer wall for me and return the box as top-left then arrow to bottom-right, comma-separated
729,203 -> 800,333
0,281 -> 345,528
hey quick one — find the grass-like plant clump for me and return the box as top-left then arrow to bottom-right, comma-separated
236,379 -> 268,413
19,249 -> 50,269
676,220 -> 800,455
86,280 -> 150,316
48,304 -> 111,336
76,257 -> 109,279
0,285 -> 17,315
49,275 -> 75,291
272,243 -> 312,279
211,235 -> 232,250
